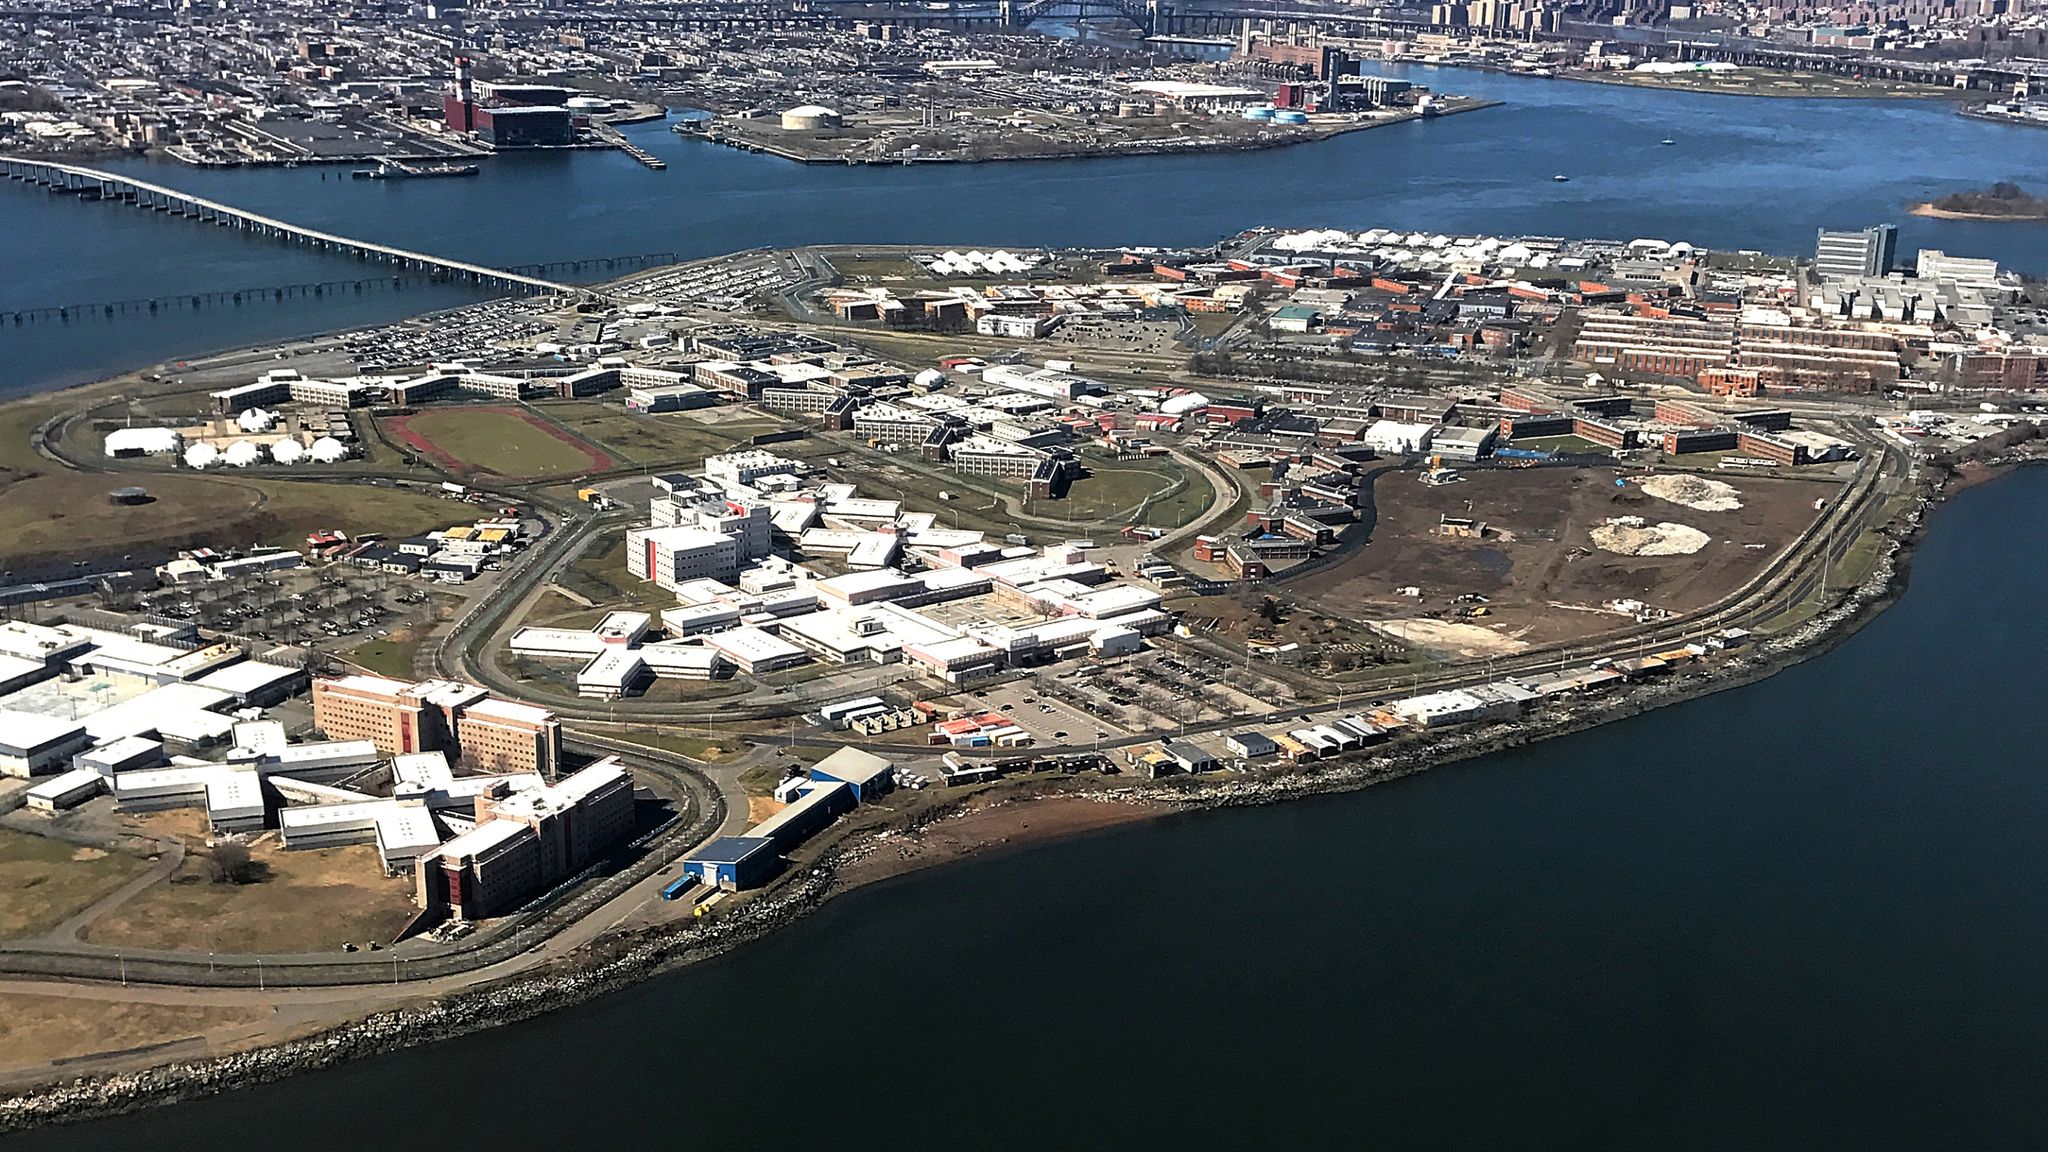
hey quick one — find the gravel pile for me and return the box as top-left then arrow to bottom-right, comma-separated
1642,473 -> 1744,511
1591,517 -> 1712,556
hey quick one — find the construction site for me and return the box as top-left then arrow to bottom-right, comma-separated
1286,464 -> 1843,651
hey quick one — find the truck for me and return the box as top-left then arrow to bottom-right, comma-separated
440,482 -> 467,498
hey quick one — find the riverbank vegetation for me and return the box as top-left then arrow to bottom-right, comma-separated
1914,182 -> 2048,220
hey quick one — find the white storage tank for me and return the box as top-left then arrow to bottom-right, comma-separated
780,104 -> 843,131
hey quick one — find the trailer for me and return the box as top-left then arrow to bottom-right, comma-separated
661,875 -> 698,901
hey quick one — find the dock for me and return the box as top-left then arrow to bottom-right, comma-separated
618,140 -> 667,170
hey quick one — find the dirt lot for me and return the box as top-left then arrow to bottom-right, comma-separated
84,838 -> 418,955
0,994 -> 274,1072
1288,464 -> 1835,648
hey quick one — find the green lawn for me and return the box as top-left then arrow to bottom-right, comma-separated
543,404 -> 776,468
0,830 -> 151,941
1508,434 -> 1613,456
397,409 -> 600,478
344,635 -> 420,678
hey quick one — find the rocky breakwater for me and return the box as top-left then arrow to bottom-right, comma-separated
0,866 -> 844,1134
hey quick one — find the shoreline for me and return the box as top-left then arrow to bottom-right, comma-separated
0,450 -> 1949,1134
1558,69 -> 1958,102
684,99 -> 1501,166
1394,57 -> 1959,102
1909,200 -> 2048,221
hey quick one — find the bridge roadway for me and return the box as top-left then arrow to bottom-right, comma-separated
0,156 -> 587,301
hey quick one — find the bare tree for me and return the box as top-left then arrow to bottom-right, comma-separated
208,841 -> 259,885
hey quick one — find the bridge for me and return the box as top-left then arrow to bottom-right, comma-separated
0,253 -> 683,326
0,157 -> 589,300
1002,0 -> 1162,30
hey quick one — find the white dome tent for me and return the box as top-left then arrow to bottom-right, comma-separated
182,443 -> 219,470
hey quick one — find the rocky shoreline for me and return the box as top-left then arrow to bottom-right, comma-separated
0,471 -> 1937,1135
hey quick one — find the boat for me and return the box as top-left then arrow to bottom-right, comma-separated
1552,174 -> 1570,182
1661,137 -> 1677,146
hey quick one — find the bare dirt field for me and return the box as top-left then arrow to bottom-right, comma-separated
1287,465 -> 1835,648
832,795 -> 1166,890
0,994 -> 275,1073
84,839 -> 418,955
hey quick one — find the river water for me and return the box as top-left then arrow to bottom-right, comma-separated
6,66 -> 2048,395
15,468 -> 2048,1149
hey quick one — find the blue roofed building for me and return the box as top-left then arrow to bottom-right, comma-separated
681,836 -> 781,891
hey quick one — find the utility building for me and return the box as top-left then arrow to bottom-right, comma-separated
681,836 -> 780,891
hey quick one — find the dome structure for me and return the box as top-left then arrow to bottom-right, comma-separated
780,104 -> 842,131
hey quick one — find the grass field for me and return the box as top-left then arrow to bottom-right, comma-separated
1061,465 -> 1178,518
545,405 -> 777,468
0,994 -> 273,1071
0,399 -> 65,474
387,408 -> 610,480
1509,434 -> 1614,456
344,629 -> 422,678
0,471 -> 466,570
598,726 -> 759,762
552,532 -> 678,613
0,829 -> 152,941
84,841 -> 418,954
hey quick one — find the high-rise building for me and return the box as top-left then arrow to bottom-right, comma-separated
1814,225 -> 1898,281
414,759 -> 635,920
311,675 -> 560,777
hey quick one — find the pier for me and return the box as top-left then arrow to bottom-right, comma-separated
0,157 -> 590,301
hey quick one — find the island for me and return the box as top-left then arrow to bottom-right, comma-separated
1912,182 -> 2048,221
0,175 -> 2042,1131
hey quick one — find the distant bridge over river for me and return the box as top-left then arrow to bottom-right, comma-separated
0,157 -> 590,302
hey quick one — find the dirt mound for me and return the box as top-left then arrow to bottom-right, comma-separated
1590,516 -> 1711,556
1641,473 -> 1743,511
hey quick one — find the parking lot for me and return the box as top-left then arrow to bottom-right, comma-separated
115,563 -> 456,655
959,671 -> 1132,746
344,298 -> 559,372
1050,315 -> 1189,357
621,253 -> 802,311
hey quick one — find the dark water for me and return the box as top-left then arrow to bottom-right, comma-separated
20,469 -> 2048,1150
6,68 -> 2048,395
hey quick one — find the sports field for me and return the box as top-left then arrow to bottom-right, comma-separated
385,407 -> 614,479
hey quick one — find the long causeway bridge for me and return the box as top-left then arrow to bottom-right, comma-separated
1,156 -> 586,300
